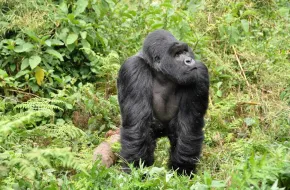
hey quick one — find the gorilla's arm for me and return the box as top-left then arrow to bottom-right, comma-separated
117,56 -> 156,167
169,64 -> 209,175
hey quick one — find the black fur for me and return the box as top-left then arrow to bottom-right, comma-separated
117,29 -> 209,175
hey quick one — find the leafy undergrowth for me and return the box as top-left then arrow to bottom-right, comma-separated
0,0 -> 289,189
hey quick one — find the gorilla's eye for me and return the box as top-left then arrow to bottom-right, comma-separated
175,50 -> 187,57
175,52 -> 182,57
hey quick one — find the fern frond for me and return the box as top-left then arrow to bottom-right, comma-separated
45,123 -> 86,139
9,158 -> 37,179
7,148 -> 88,181
14,98 -> 64,112
26,148 -> 87,173
0,110 -> 53,139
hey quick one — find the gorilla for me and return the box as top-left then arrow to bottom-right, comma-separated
117,29 -> 209,175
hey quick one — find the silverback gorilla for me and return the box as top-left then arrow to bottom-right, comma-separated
117,29 -> 209,175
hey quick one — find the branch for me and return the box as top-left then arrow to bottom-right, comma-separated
8,89 -> 40,97
237,101 -> 260,105
93,129 -> 120,168
232,46 -> 250,87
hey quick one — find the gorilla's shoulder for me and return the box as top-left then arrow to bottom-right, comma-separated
118,53 -> 153,87
120,53 -> 150,73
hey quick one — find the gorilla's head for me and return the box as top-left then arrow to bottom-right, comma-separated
142,29 -> 208,85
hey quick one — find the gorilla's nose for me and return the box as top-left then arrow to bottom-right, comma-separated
184,58 -> 195,66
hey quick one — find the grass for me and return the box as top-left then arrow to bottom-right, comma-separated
0,0 -> 55,37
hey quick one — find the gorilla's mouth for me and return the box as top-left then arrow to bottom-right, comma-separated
184,67 -> 197,75
189,67 -> 197,71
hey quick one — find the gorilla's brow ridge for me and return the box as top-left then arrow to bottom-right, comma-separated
168,42 -> 188,55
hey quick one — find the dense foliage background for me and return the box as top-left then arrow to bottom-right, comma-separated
0,0 -> 289,189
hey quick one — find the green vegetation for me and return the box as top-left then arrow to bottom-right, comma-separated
0,0 -> 289,189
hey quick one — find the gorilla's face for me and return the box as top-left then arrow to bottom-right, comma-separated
142,30 -> 208,85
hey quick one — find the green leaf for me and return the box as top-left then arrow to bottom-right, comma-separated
46,49 -> 64,61
22,42 -> 34,51
25,31 -> 40,43
228,26 -> 239,44
45,40 -> 52,47
14,43 -> 34,53
15,38 -> 25,45
67,44 -> 75,52
10,64 -> 16,72
241,19 -> 249,33
0,69 -> 8,78
148,167 -> 164,175
244,117 -> 255,126
210,180 -> 226,188
203,171 -> 212,185
81,39 -> 91,49
51,39 -> 64,46
65,103 -> 73,109
59,28 -> 69,42
217,82 -> 223,88
29,82 -> 39,92
15,70 -> 30,79
151,23 -> 164,30
217,90 -> 222,97
67,14 -> 79,24
29,55 -> 41,69
0,21 -> 9,27
74,0 -> 89,16
66,33 -> 78,45
41,35 -> 50,42
59,1 -> 68,14
46,39 -> 64,47
21,58 -> 30,70
161,2 -> 173,8
241,10 -> 257,18
278,7 -> 289,18
80,31 -> 87,39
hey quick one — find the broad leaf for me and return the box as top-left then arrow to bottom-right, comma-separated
29,55 -> 41,69
29,82 -> 39,92
74,0 -> 88,16
10,64 -> 16,72
244,117 -> 255,126
51,39 -> 64,46
21,58 -> 30,70
14,43 -> 34,53
35,66 -> 45,85
81,39 -> 91,48
151,23 -> 164,30
217,90 -> 222,97
67,44 -> 75,52
80,31 -> 87,39
45,39 -> 64,47
59,1 -> 68,14
66,33 -> 78,45
241,19 -> 249,33
46,49 -> 64,61
15,70 -> 30,79
45,40 -> 52,47
0,69 -> 8,78
25,31 -> 40,43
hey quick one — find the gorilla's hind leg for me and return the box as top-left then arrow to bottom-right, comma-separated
169,134 -> 204,175
120,126 -> 156,170
168,118 -> 204,175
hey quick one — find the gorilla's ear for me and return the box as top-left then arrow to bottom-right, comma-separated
154,56 -> 160,63
153,56 -> 161,70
